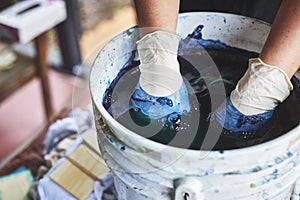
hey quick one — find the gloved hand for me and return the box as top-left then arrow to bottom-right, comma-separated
212,58 -> 293,135
130,31 -> 190,119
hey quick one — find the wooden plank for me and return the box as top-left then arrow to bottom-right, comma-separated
50,159 -> 94,200
82,129 -> 101,155
67,144 -> 109,180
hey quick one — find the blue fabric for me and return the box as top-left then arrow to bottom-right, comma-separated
211,97 -> 274,133
130,83 -> 190,119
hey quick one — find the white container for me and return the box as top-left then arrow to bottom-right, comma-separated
90,12 -> 300,200
0,0 -> 66,44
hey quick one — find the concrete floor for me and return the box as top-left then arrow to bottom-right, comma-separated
0,6 -> 136,160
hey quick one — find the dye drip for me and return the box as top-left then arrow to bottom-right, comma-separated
103,25 -> 300,150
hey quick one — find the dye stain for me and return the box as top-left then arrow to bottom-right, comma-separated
103,25 -> 300,150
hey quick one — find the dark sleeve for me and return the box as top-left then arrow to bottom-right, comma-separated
179,0 -> 282,24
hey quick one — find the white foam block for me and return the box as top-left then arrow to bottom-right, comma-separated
0,0 -> 66,43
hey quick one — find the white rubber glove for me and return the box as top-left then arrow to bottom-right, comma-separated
231,58 -> 293,115
131,31 -> 190,121
212,57 -> 294,134
137,31 -> 183,96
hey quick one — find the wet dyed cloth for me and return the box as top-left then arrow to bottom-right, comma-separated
131,83 -> 190,120
211,97 -> 274,134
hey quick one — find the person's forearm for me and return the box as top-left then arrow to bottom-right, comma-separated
133,0 -> 180,36
259,0 -> 300,78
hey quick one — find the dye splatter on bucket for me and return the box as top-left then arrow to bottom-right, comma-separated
90,12 -> 300,199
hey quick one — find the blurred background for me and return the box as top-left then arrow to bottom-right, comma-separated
0,0 -> 136,160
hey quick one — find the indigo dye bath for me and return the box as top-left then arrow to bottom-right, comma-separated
103,25 -> 300,150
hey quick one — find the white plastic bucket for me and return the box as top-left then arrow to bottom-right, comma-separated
90,12 -> 300,200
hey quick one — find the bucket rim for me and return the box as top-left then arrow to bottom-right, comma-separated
90,11 -> 300,156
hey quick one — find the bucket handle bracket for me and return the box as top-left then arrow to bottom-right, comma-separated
173,177 -> 204,200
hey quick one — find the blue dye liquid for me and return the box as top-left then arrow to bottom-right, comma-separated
103,25 -> 300,150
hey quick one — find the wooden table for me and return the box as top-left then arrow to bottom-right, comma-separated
0,32 -> 53,119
